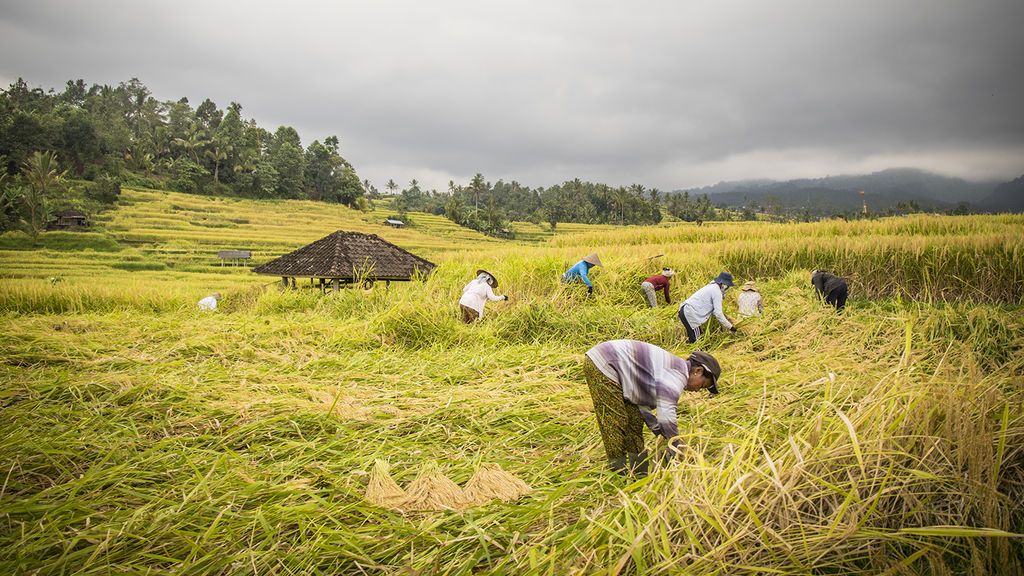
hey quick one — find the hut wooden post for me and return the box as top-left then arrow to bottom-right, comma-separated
281,276 -> 288,289
332,278 -> 340,292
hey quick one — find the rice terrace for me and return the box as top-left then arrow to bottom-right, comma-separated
1,187 -> 1022,574
4,2 -> 1024,572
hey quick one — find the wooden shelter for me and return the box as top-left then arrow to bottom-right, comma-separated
47,209 -> 88,230
218,250 -> 252,266
252,231 -> 436,291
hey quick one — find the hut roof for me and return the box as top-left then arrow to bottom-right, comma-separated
54,209 -> 87,218
252,231 -> 436,280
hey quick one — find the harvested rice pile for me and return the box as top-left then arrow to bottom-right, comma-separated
364,461 -> 532,512
364,459 -> 406,508
463,463 -> 532,505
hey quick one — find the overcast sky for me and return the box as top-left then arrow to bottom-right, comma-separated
1,0 -> 1022,191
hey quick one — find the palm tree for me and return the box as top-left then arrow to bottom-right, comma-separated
21,151 -> 65,239
205,142 -> 231,184
173,129 -> 209,164
386,179 -> 398,196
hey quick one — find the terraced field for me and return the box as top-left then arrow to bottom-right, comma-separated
1,191 -> 1022,574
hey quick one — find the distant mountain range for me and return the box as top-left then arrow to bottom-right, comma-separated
677,168 -> 1024,214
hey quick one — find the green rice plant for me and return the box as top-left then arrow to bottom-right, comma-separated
0,188 -> 1021,574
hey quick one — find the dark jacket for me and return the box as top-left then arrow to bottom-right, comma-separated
812,271 -> 847,298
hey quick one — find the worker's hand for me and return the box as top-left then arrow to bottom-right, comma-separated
729,326 -> 738,333
587,286 -> 594,296
503,295 -> 510,301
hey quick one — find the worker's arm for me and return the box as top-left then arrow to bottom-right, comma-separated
662,282 -> 671,304
637,406 -> 661,434
579,265 -> 593,289
711,288 -> 734,330
485,285 -> 504,302
654,397 -> 678,441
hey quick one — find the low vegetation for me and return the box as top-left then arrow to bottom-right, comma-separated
0,190 -> 1021,574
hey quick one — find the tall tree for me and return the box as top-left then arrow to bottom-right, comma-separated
21,151 -> 65,239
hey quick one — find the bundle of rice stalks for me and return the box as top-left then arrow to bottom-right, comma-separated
364,459 -> 406,508
395,461 -> 468,512
463,463 -> 532,505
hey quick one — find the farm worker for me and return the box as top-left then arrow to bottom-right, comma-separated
811,269 -> 848,311
678,272 -> 738,343
459,270 -> 508,323
583,340 -> 721,475
562,253 -> 603,295
737,280 -> 764,318
197,292 -> 221,311
640,268 -> 675,307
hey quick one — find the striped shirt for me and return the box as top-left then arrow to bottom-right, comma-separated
585,340 -> 690,439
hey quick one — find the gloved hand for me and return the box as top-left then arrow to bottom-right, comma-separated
587,286 -> 594,296
503,295 -> 509,301
729,326 -> 738,333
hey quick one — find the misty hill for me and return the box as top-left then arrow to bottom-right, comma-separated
684,168 -> 1009,215
979,175 -> 1024,212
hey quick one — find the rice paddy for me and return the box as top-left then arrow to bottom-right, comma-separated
0,189 -> 1022,574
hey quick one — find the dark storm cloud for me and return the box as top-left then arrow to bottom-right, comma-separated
2,0 -> 1022,190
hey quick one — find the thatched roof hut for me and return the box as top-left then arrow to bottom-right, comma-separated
253,231 -> 435,290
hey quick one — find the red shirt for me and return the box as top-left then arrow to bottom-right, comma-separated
643,274 -> 672,303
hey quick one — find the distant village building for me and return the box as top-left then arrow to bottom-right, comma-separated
217,250 -> 252,266
384,218 -> 405,228
47,209 -> 88,230
252,230 -> 436,291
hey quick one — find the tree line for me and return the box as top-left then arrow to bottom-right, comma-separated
0,77 -> 365,210
382,175 -> 726,237
1,76 -> 729,240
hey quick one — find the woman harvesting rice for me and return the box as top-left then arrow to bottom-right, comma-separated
583,340 -> 722,475
562,252 -> 603,296
459,270 -> 508,323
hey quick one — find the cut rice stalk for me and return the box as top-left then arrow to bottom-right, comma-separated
463,463 -> 532,505
364,459 -> 406,508
396,461 -> 469,512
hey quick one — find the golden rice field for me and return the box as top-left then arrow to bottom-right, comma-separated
0,189 -> 1022,574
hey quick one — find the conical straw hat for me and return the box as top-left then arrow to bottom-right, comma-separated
582,253 -> 603,267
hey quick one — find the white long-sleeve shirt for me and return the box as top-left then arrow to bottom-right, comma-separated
458,278 -> 504,317
680,282 -> 733,330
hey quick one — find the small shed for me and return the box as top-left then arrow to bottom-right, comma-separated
218,250 -> 252,266
252,230 -> 436,291
384,218 -> 405,228
48,209 -> 88,230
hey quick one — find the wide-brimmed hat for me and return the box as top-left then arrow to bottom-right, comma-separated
713,271 -> 735,287
741,280 -> 757,291
476,269 -> 498,288
688,350 -> 722,395
582,253 -> 603,267
662,267 -> 675,277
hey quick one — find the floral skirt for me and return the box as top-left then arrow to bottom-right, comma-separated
583,357 -> 645,460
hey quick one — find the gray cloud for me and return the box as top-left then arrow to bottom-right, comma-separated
2,0 -> 1022,191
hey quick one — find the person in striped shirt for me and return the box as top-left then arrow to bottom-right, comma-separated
583,340 -> 722,475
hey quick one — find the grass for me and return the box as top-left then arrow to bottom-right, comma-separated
0,190 -> 1022,574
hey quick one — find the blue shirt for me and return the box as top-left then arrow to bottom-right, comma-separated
562,260 -> 594,288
